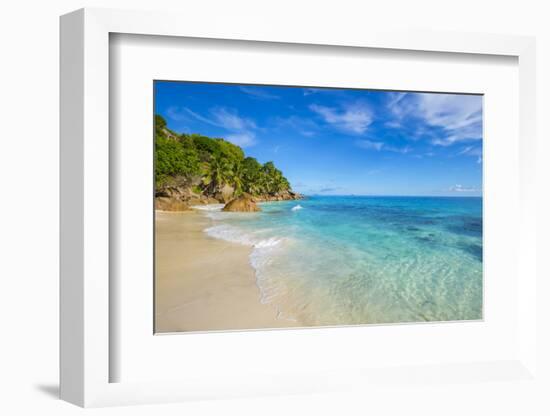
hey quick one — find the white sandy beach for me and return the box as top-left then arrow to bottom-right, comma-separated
155,210 -> 301,332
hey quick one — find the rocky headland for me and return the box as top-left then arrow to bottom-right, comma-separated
155,114 -> 303,212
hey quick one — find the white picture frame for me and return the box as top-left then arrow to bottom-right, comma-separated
60,7 -> 538,407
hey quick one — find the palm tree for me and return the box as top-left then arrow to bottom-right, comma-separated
231,162 -> 245,196
246,182 -> 262,196
273,174 -> 289,193
202,156 -> 233,194
258,171 -> 270,195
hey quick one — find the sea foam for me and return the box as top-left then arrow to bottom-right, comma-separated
191,204 -> 225,212
204,221 -> 287,305
205,224 -> 283,249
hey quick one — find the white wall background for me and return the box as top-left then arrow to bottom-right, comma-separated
0,0 -> 548,415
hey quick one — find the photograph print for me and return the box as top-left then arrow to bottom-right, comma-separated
154,81 -> 483,333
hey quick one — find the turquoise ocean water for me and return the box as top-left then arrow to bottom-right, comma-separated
199,196 -> 483,326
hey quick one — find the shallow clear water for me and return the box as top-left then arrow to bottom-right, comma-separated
202,196 -> 483,326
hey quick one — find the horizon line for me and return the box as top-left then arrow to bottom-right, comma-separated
300,194 -> 482,198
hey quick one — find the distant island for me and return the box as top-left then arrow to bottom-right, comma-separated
154,115 -> 301,212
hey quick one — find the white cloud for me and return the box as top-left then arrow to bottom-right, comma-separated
457,145 -> 474,156
448,184 -> 479,192
178,106 -> 259,147
181,107 -> 218,126
166,106 -> 191,121
271,115 -> 319,137
240,86 -> 280,100
210,107 -> 257,131
384,120 -> 402,129
420,94 -> 480,129
356,140 -> 411,154
177,106 -> 257,132
457,145 -> 482,157
356,140 -> 383,150
386,92 -> 409,118
412,151 -> 436,159
225,132 -> 257,148
457,145 -> 483,164
386,92 -> 483,146
420,94 -> 482,145
385,144 -> 412,154
310,102 -> 373,134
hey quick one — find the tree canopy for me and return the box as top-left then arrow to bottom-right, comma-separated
155,115 -> 292,197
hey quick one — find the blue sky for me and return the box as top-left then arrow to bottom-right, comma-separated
155,81 -> 482,197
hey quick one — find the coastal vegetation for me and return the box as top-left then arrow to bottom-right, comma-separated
154,115 -> 300,210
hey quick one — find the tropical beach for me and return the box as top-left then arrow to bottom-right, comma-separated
154,81 -> 483,332
156,195 -> 482,332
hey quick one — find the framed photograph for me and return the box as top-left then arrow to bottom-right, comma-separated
153,81 -> 484,333
60,8 -> 538,407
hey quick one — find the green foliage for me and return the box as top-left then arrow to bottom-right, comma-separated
202,156 -> 233,193
241,157 -> 263,195
217,139 -> 245,163
259,161 -> 289,194
231,162 -> 245,196
155,135 -> 200,188
155,115 -> 167,138
190,134 -> 221,162
155,114 -> 292,197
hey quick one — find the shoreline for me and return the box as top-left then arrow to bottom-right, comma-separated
155,209 -> 301,332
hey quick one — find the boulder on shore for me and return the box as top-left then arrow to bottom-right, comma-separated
222,194 -> 261,212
